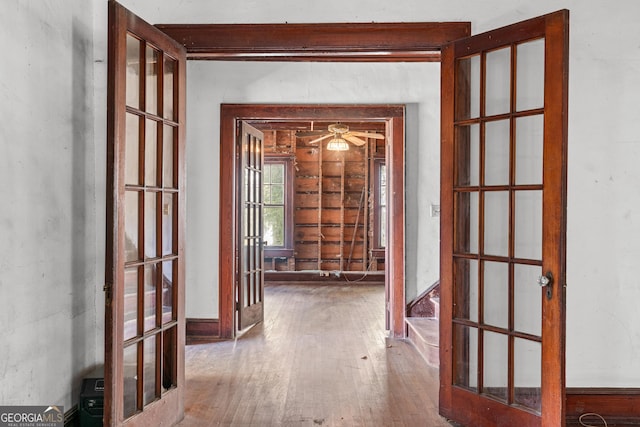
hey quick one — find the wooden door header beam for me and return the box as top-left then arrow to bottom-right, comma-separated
156,22 -> 470,62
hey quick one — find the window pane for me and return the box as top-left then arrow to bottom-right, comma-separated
454,258 -> 478,322
264,206 -> 284,246
162,326 -> 177,392
263,185 -> 271,205
145,192 -> 158,259
485,47 -> 511,116
162,261 -> 174,324
515,115 -> 544,186
484,120 -> 510,186
514,264 -> 542,337
143,335 -> 157,406
455,54 -> 481,120
125,191 -> 139,262
484,191 -> 509,257
146,45 -> 158,115
125,113 -> 140,186
145,119 -> 158,186
516,38 -> 545,112
163,125 -> 175,188
515,190 -> 542,260
483,331 -> 508,402
271,164 -> 284,184
263,164 -> 271,184
514,338 -> 542,413
126,35 -> 140,109
271,184 -> 284,204
483,261 -> 509,329
379,206 -> 386,247
123,343 -> 138,418
124,268 -> 138,341
455,191 -> 479,254
453,324 -> 478,391
144,265 -> 157,332
162,193 -> 175,256
163,56 -> 175,120
455,124 -> 480,187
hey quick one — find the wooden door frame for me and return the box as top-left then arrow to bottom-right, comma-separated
219,104 -> 405,338
157,21 -> 470,340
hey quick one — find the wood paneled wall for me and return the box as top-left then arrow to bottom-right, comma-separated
263,128 -> 385,272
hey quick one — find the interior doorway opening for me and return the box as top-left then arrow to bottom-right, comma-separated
219,104 -> 406,339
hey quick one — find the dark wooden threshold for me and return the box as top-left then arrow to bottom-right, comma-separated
265,270 -> 384,284
186,318 -> 221,344
566,388 -> 640,425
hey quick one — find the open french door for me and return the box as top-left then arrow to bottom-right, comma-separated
236,122 -> 265,331
106,1 -> 186,425
440,10 -> 568,427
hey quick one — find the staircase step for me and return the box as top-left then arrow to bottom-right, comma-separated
406,317 -> 439,367
430,297 -> 440,320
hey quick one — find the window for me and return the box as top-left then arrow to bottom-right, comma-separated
263,157 -> 294,256
374,159 -> 387,250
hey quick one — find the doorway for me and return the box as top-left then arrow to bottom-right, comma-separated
218,104 -> 406,339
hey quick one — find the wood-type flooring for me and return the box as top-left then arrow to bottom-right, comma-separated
179,283 -> 452,426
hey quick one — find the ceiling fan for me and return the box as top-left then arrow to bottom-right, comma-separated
296,123 -> 385,151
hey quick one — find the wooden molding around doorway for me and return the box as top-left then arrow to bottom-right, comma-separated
156,22 -> 470,61
219,104 -> 405,339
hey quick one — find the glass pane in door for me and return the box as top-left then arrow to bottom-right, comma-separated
484,120 -> 510,186
483,331 -> 508,402
516,39 -> 545,112
454,258 -> 479,322
514,338 -> 542,413
453,324 -> 478,391
146,45 -> 159,115
455,54 -> 481,120
515,114 -> 544,185
483,261 -> 509,329
455,124 -> 480,187
514,264 -> 542,336
484,191 -> 509,256
485,47 -> 511,116
123,343 -> 138,418
126,35 -> 140,109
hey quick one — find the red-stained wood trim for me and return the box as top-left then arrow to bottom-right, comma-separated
387,115 -> 405,338
185,318 -> 221,344
156,22 -> 470,62
566,388 -> 640,425
541,10 -> 569,427
438,40 -> 456,418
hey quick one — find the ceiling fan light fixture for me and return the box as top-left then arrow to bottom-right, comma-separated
327,136 -> 349,151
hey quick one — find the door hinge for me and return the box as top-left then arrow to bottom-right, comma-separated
103,282 -> 113,305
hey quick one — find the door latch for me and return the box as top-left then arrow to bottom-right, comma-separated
537,272 -> 553,300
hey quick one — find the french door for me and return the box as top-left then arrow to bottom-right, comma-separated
440,10 -> 568,427
237,122 -> 265,330
106,1 -> 186,425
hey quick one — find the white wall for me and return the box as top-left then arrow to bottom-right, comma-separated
109,0 -> 640,387
0,0 -> 100,410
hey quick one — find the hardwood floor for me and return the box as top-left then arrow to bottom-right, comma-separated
179,283 -> 452,426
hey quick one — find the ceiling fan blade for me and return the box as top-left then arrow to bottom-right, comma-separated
344,135 -> 367,146
348,131 -> 385,140
296,130 -> 326,137
307,133 -> 333,144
